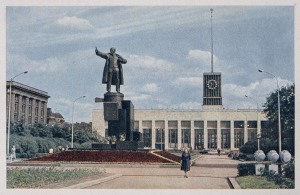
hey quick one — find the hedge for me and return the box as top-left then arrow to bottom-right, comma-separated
238,163 -> 256,176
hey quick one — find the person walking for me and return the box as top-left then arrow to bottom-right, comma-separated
217,148 -> 221,156
10,145 -> 16,162
180,147 -> 191,178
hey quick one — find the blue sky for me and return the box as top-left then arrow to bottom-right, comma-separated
6,6 -> 294,123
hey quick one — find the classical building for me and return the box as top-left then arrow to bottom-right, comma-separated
6,81 -> 50,126
47,108 -> 65,126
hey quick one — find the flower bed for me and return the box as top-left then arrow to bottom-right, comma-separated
153,151 -> 181,163
26,150 -> 177,164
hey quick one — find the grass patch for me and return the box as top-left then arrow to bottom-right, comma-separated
236,176 -> 283,189
7,167 -> 105,188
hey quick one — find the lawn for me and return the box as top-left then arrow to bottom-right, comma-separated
236,176 -> 283,189
7,167 -> 105,188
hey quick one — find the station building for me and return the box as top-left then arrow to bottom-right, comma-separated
92,70 -> 268,151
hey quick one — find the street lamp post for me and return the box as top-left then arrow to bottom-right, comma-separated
245,95 -> 260,150
7,71 -> 28,156
258,69 -> 281,153
71,96 -> 86,148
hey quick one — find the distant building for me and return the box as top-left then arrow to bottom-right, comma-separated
6,81 -> 50,125
47,108 -> 65,126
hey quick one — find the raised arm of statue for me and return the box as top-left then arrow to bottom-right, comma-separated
95,47 -> 108,59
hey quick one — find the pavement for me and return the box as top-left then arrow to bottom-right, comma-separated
7,154 -> 240,189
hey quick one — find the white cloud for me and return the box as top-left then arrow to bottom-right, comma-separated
127,55 -> 173,71
222,77 -> 292,109
56,16 -> 94,31
50,97 -> 93,123
142,83 -> 158,93
174,77 -> 203,87
177,102 -> 202,109
187,49 -> 219,64
7,53 -> 67,74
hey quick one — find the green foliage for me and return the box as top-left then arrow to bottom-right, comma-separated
51,125 -> 71,140
7,167 -> 104,188
10,121 -> 27,136
263,84 -> 294,155
283,161 -> 295,180
9,122 -> 104,158
237,163 -> 256,176
262,168 -> 294,189
239,138 -> 285,155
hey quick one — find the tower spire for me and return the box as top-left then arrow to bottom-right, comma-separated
210,8 -> 214,73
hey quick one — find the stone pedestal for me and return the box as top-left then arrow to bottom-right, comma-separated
268,164 -> 279,174
255,164 -> 265,176
101,91 -> 142,147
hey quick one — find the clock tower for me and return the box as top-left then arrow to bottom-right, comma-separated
202,9 -> 223,110
203,72 -> 222,109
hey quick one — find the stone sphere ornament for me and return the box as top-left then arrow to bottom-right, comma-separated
267,150 -> 279,163
254,150 -> 266,162
280,150 -> 292,163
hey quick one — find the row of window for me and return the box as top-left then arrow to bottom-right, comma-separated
140,128 -> 258,150
134,120 -> 259,130
12,95 -> 45,124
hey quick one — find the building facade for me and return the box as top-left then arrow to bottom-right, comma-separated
92,109 -> 268,150
6,81 -> 50,126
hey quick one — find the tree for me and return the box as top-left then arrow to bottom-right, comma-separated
10,120 -> 27,136
263,83 -> 294,155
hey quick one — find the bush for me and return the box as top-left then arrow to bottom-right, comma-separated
237,163 -> 256,176
283,161 -> 294,180
262,168 -> 294,189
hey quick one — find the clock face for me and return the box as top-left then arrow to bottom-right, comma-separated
207,79 -> 218,90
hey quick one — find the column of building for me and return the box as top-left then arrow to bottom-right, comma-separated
190,120 -> 195,150
217,120 -> 221,149
203,120 -> 208,149
43,101 -> 47,124
164,120 -> 168,150
244,120 -> 248,144
10,93 -> 16,123
18,95 -> 23,121
230,120 -> 235,149
151,120 -> 155,149
25,98 -> 29,125
177,120 -> 182,149
37,101 -> 42,123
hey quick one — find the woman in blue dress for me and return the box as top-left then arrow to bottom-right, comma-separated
181,147 -> 191,178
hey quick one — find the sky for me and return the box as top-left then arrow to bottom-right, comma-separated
6,6 -> 294,123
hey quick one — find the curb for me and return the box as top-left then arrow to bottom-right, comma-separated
62,174 -> 123,189
227,177 -> 241,189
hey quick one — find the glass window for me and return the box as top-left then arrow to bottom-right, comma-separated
143,128 -> 152,148
234,129 -> 244,148
195,129 -> 204,149
181,129 -> 191,148
221,129 -> 230,149
168,129 -> 178,148
208,129 -> 217,149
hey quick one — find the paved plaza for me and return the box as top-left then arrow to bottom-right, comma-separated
7,154 -> 239,189
77,155 -> 238,189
